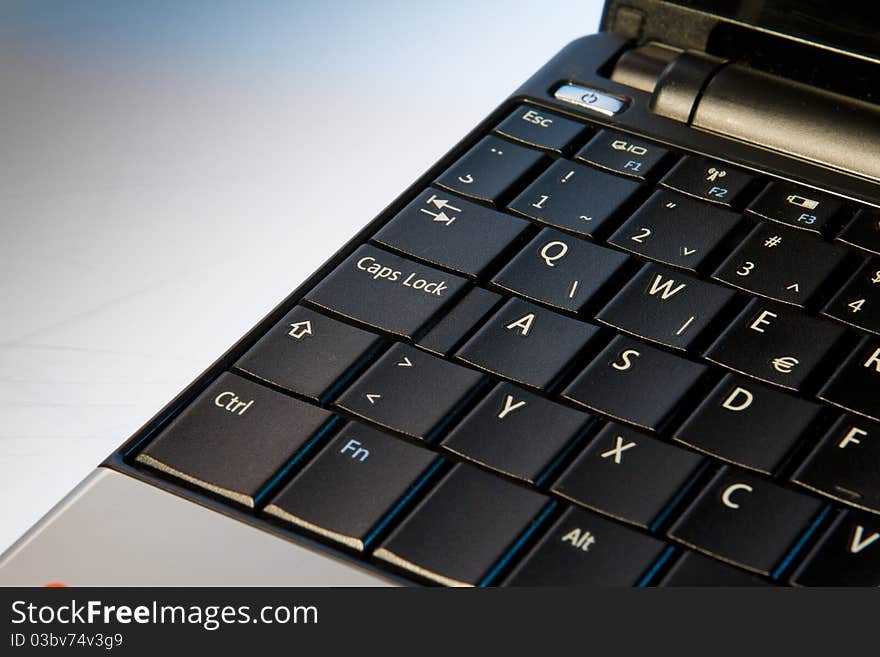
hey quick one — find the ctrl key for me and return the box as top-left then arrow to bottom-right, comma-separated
136,373 -> 333,508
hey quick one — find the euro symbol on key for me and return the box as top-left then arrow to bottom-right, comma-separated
540,241 -> 569,267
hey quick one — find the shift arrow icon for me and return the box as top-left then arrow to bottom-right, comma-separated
287,320 -> 313,339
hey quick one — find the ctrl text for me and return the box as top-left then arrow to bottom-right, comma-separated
10,632 -> 124,651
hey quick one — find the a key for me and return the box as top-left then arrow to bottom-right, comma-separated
792,415 -> 880,513
491,227 -> 629,312
435,135 -> 546,205
306,245 -> 468,339
372,188 -> 530,277
502,506 -> 667,586
552,422 -> 704,528
818,338 -> 880,421
263,422 -> 438,551
674,374 -> 823,474
790,510 -> 880,586
335,343 -> 483,441
235,306 -> 382,401
373,463 -> 550,586
667,467 -> 825,575
703,299 -> 846,390
823,258 -> 880,335
595,263 -> 736,351
607,190 -> 742,272
562,335 -> 708,431
136,373 -> 333,508
493,105 -> 587,153
835,208 -> 880,256
456,298 -> 599,389
416,287 -> 503,356
507,159 -> 642,238
442,382 -> 592,484
746,181 -> 843,234
660,156 -> 755,207
658,551 -> 771,586
712,223 -> 850,307
574,130 -> 670,181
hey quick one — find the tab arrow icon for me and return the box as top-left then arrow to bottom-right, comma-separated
427,194 -> 461,212
432,211 -> 455,226
287,320 -> 313,339
365,393 -> 382,404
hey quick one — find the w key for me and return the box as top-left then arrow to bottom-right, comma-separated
596,263 -> 736,351
713,223 -> 850,307
492,227 -> 629,312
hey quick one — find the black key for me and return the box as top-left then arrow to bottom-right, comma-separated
235,306 -> 382,401
791,510 -> 880,586
491,228 -> 629,312
435,135 -> 546,205
456,298 -> 599,389
416,287 -> 502,356
659,551 -> 771,587
507,159 -> 642,238
136,373 -> 332,508
792,415 -> 880,513
264,422 -> 438,551
713,223 -> 850,307
562,335 -> 708,431
661,156 -> 754,207
306,245 -> 467,339
746,181 -> 843,234
335,344 -> 483,441
836,208 -> 880,256
668,467 -> 825,575
442,382 -> 591,483
552,422 -> 703,528
819,338 -> 880,421
674,374 -> 822,474
823,258 -> 880,335
607,190 -> 741,272
373,463 -> 550,586
372,188 -> 529,277
596,263 -> 736,351
575,130 -> 669,181
703,300 -> 846,390
494,105 -> 587,153
503,506 -> 667,586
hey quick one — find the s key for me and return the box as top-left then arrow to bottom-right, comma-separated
703,299 -> 847,391
562,335 -> 708,431
713,223 -> 851,307
596,263 -> 736,351
491,228 -> 629,312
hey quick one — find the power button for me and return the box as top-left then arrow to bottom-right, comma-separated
554,84 -> 628,117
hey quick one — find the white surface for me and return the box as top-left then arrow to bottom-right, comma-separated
0,1 -> 603,552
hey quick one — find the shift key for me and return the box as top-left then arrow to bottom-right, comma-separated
306,245 -> 468,338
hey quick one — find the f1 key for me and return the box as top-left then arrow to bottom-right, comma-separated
575,130 -> 669,181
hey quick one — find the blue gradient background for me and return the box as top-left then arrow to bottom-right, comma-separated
0,1 -> 603,550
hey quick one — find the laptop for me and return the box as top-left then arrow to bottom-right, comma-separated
2,0 -> 879,587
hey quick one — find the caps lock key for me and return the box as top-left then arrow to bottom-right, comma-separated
306,245 -> 468,339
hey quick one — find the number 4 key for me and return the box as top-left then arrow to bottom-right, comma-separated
823,258 -> 880,335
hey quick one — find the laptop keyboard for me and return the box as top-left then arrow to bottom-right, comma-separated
127,103 -> 880,586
